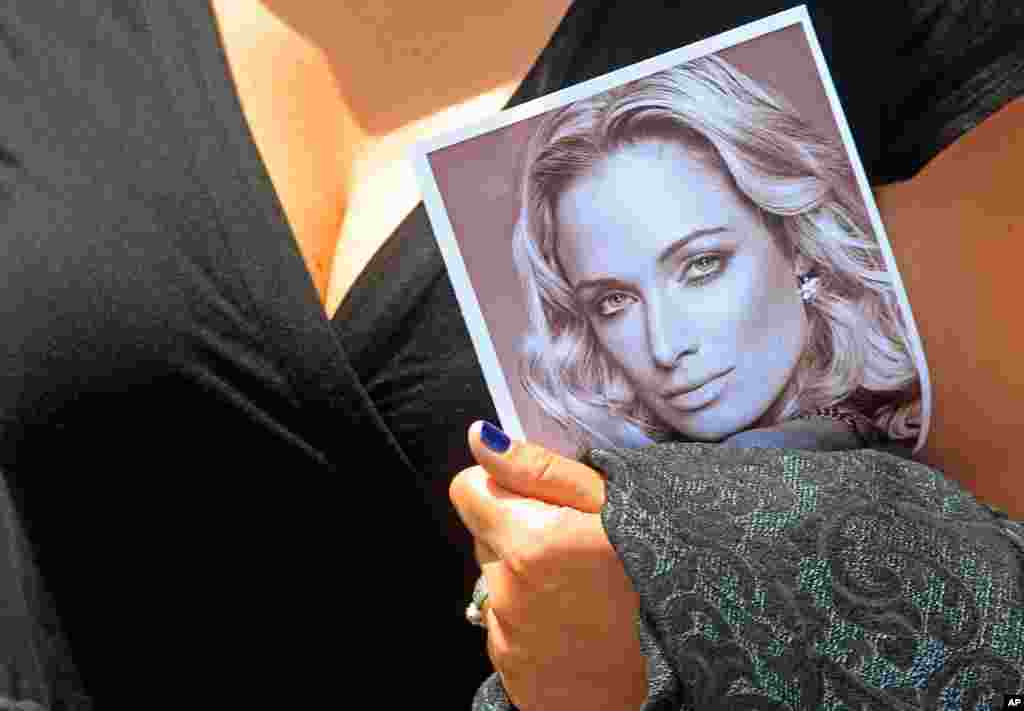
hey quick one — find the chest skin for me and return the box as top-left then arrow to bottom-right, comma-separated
209,0 -> 357,312
208,0 -> 573,318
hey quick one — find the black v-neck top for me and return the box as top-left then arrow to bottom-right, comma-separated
0,1 -> 1019,707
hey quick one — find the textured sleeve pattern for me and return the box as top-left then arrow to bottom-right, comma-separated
590,444 -> 1023,711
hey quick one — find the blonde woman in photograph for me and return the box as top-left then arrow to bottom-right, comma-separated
513,56 -> 923,455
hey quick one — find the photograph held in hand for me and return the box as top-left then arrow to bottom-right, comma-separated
414,7 -> 931,459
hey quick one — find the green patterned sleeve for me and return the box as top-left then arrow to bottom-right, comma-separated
588,444 -> 1024,711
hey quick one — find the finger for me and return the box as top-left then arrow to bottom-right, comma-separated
449,464 -> 562,564
468,421 -> 606,513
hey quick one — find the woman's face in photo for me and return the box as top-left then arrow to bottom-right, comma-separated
554,139 -> 809,441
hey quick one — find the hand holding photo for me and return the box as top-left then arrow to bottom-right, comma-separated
414,7 -> 931,458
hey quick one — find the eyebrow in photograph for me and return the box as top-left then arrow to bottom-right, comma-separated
572,226 -> 730,295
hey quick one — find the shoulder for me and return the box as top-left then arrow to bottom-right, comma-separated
874,98 -> 1024,518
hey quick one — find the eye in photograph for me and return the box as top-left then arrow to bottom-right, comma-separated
680,252 -> 727,284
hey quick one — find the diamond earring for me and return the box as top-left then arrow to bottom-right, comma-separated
798,271 -> 820,304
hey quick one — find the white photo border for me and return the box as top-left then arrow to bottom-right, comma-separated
412,4 -> 933,452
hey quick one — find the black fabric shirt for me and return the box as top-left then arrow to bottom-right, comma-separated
0,1 -> 1020,707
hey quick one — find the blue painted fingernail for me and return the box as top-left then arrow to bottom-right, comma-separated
480,422 -> 510,453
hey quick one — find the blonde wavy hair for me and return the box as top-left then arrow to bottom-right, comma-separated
512,55 -> 922,449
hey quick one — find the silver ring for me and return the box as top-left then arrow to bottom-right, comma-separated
465,575 -> 489,627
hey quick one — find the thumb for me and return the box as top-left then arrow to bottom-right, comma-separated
468,421 -> 606,513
